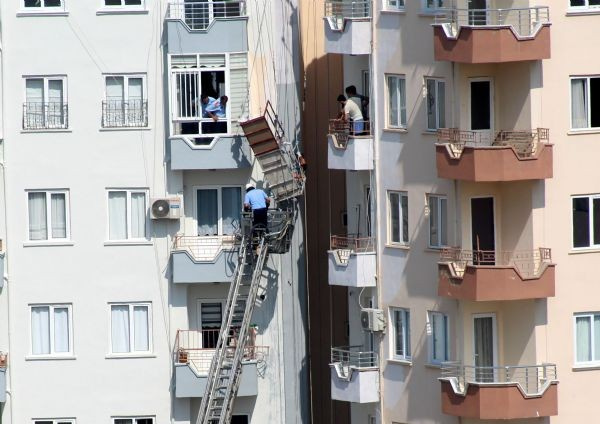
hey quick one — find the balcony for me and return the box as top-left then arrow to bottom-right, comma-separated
166,1 -> 248,54
440,362 -> 558,419
23,102 -> 68,130
438,248 -> 555,301
433,6 -> 551,63
328,235 -> 376,287
101,100 -> 148,128
330,346 -> 379,403
171,235 -> 238,283
169,135 -> 252,170
328,120 -> 373,171
324,1 -> 371,55
174,330 -> 267,398
436,128 -> 553,182
0,352 -> 6,403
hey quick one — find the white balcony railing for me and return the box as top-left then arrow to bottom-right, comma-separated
330,235 -> 374,265
23,102 -> 68,130
324,0 -> 371,23
167,1 -> 246,30
328,119 -> 371,148
441,361 -> 557,396
331,346 -> 378,381
434,6 -> 550,38
102,100 -> 148,128
173,235 -> 236,261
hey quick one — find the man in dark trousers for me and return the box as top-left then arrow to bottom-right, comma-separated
244,183 -> 270,231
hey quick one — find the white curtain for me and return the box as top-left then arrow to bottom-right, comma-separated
571,79 -> 588,129
48,80 -> 64,126
133,306 -> 149,352
128,78 -> 143,101
111,305 -> 130,353
31,306 -> 50,355
109,191 -> 128,240
51,193 -> 67,239
53,307 -> 70,353
28,192 -> 48,240
221,187 -> 242,235
197,189 -> 218,236
130,192 -> 146,239
576,316 -> 591,362
26,78 -> 44,103
106,76 -> 125,102
128,78 -> 144,125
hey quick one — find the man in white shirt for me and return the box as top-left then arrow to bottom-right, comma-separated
337,94 -> 364,134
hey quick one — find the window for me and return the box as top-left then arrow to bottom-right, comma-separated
428,311 -> 449,364
30,304 -> 72,356
27,190 -> 70,242
107,189 -> 148,241
110,303 -> 152,355
425,78 -> 445,130
195,186 -> 242,236
33,420 -> 75,424
199,300 -> 224,348
572,194 -> 600,249
574,313 -> 600,365
170,53 -> 248,137
387,0 -> 405,9
571,76 -> 600,129
569,0 -> 600,9
423,0 -> 445,10
388,191 -> 408,245
387,75 -> 407,128
23,0 -> 63,9
112,418 -> 154,424
391,308 -> 411,360
428,195 -> 447,248
24,76 -> 67,130
103,0 -> 144,8
103,75 -> 147,128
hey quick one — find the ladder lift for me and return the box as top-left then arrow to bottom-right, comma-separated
196,104 -> 304,424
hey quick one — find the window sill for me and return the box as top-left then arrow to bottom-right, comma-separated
422,130 -> 439,136
23,241 -> 74,247
21,129 -> 72,134
383,127 -> 408,134
569,248 -> 600,255
26,355 -> 76,361
99,126 -> 152,132
566,8 -> 600,16
424,362 -> 442,369
385,243 -> 410,251
567,129 -> 600,135
381,9 -> 406,14
573,363 -> 600,371
425,246 -> 446,253
17,10 -> 69,17
106,353 -> 156,359
104,240 -> 153,246
387,358 -> 412,366
418,11 -> 445,18
96,8 -> 149,15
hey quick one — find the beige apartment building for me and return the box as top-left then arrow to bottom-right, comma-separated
301,0 -> 600,423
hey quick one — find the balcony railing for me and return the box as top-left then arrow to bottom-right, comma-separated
23,102 -> 68,130
174,329 -> 269,375
325,0 -> 371,19
173,234 -> 237,261
330,235 -> 374,265
440,247 -> 551,279
434,6 -> 550,38
331,346 -> 378,369
102,100 -> 148,128
328,119 -> 371,148
167,1 -> 246,30
437,128 -> 549,159
441,362 -> 557,396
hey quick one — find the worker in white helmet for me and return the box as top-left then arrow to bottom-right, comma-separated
244,183 -> 270,231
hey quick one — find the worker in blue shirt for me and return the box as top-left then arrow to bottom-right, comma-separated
205,95 -> 228,134
244,183 -> 270,231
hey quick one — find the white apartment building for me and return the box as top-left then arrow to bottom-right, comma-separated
0,1 -> 308,424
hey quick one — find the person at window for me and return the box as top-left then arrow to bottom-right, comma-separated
204,95 -> 228,133
337,94 -> 364,134
199,94 -> 216,118
244,183 -> 270,232
345,85 -> 369,120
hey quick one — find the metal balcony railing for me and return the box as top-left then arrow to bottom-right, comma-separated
173,234 -> 237,261
174,329 -> 269,375
434,6 -> 550,38
330,235 -> 375,265
23,102 -> 68,130
102,100 -> 148,128
324,0 -> 371,20
328,119 -> 371,148
440,247 -> 552,279
167,1 -> 246,30
331,346 -> 378,369
441,361 -> 557,396
437,128 -> 550,158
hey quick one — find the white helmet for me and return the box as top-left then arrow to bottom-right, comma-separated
246,183 -> 255,190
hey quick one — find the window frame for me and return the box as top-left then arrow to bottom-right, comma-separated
387,190 -> 409,246
427,194 -> 448,248
390,307 -> 411,361
571,194 -> 600,250
111,417 -> 155,424
570,75 -> 600,130
198,299 -> 225,348
101,0 -> 145,10
23,75 -> 68,130
386,0 -> 405,10
29,304 -> 73,358
573,312 -> 600,366
33,420 -> 76,424
193,185 -> 244,237
106,188 -> 149,242
26,189 -> 71,242
425,77 -> 446,131
103,74 -> 148,128
108,302 -> 153,356
22,0 -> 65,10
422,0 -> 445,12
386,74 -> 407,129
568,0 -> 600,10
427,311 -> 449,365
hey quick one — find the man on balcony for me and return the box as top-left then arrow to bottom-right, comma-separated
337,94 -> 364,134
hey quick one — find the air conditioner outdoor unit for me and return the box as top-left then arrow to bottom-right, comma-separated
360,308 -> 385,332
151,197 -> 182,219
